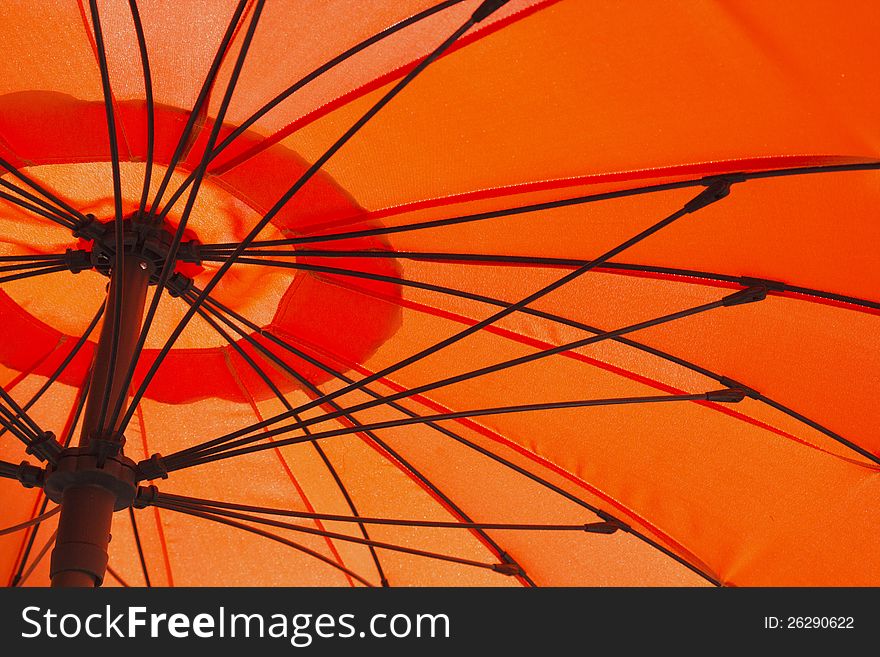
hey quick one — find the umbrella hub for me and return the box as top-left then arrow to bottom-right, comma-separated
72,211 -> 203,286
43,443 -> 139,511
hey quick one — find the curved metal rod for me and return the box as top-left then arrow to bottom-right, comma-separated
128,0 -> 154,217
88,0 -> 126,436
155,502 -> 376,587
197,161 -> 880,250
201,250 -> 880,313
0,507 -> 60,537
156,499 -> 520,577
158,493 -> 623,532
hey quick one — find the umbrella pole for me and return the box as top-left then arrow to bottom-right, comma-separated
50,250 -> 150,587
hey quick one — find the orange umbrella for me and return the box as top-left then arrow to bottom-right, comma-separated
0,0 -> 878,587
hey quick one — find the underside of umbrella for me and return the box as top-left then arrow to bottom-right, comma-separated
0,0 -> 878,587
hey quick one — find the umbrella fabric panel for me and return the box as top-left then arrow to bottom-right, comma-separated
270,0 -> 879,215
0,1 -> 104,102
632,291 -> 880,457
315,384 -> 714,586
275,434 -> 519,587
71,1 -> 546,142
106,393 -> 369,587
205,0 -> 549,139
238,380 -> 519,586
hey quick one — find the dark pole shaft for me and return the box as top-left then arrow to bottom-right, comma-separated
50,254 -> 150,587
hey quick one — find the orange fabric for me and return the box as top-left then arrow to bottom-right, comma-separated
0,0 -> 878,587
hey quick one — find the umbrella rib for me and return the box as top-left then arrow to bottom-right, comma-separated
128,0 -> 154,217
201,249 -> 880,312
0,259 -> 67,274
0,386 -> 43,440
0,155 -> 89,226
14,530 -> 57,587
0,302 -> 104,442
197,161 -> 880,250
0,186 -> 78,229
117,3 -> 507,436
105,565 -> 130,587
0,179 -> 77,225
157,493 -> 624,533
129,507 -> 152,587
159,0 -> 469,217
0,507 -> 60,537
167,391 -> 734,469
154,499 -> 520,577
155,503 -> 376,587
145,0 -> 249,217
150,293 -> 719,586
8,366 -> 91,586
0,458 -> 25,480
187,294 -> 531,586
106,0 -> 264,432
88,0 -> 127,437
0,409 -> 38,447
0,253 -> 70,263
0,265 -> 69,285
187,296 -> 378,586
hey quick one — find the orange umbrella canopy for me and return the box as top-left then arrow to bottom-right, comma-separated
0,0 -> 878,587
